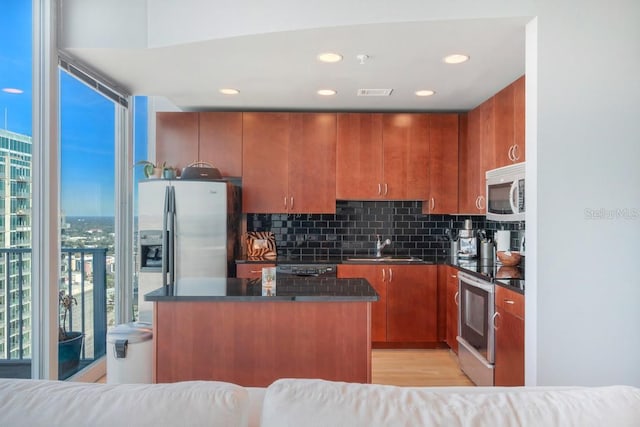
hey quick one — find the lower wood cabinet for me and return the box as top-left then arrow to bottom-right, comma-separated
443,266 -> 459,354
338,264 -> 437,343
494,285 -> 525,386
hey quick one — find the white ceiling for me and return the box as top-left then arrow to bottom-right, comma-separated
63,18 -> 527,112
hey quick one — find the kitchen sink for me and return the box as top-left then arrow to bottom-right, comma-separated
345,256 -> 425,263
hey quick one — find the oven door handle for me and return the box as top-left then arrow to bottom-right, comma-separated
492,311 -> 501,330
458,272 -> 494,293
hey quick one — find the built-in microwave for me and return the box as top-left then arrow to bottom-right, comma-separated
485,162 -> 525,222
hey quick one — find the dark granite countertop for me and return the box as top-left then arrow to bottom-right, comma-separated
236,255 -> 525,294
144,276 -> 379,302
447,258 -> 525,294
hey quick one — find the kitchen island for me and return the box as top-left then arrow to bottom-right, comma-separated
145,277 -> 377,387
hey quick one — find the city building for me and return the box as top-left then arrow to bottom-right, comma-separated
0,129 -> 32,359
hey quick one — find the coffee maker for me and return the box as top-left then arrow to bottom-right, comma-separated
458,219 -> 477,259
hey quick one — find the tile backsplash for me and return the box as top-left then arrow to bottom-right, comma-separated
247,201 -> 525,260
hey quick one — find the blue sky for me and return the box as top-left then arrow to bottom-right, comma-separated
1,1 -> 147,217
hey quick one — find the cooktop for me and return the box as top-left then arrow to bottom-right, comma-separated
454,258 -> 525,282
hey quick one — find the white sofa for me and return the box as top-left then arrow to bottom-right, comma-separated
1,378 -> 639,427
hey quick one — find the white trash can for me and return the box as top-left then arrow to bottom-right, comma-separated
106,322 -> 153,384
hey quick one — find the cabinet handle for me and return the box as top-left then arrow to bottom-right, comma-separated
430,197 -> 435,211
477,196 -> 485,210
249,270 -> 262,273
388,268 -> 393,283
378,183 -> 382,196
290,196 -> 294,209
451,274 -> 457,279
382,268 -> 386,282
454,291 -> 459,306
504,299 -> 515,305
475,196 -> 480,210
492,311 -> 501,330
284,197 -> 287,209
384,183 -> 388,196
508,145 -> 515,161
512,144 -> 520,161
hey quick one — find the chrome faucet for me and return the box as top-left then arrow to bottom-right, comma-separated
376,235 -> 392,258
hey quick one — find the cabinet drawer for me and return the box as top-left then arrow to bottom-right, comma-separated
236,263 -> 275,279
495,285 -> 524,319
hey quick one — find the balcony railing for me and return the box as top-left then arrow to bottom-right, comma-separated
0,248 -> 109,380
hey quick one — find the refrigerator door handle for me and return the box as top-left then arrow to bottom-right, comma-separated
162,185 -> 170,287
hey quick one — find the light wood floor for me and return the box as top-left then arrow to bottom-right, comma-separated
98,349 -> 473,386
372,348 -> 474,387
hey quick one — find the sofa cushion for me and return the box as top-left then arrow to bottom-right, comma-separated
261,378 -> 640,427
0,379 -> 249,427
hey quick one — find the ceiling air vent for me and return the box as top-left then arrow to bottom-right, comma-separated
357,88 -> 393,97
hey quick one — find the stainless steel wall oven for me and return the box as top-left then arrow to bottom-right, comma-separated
457,271 -> 495,386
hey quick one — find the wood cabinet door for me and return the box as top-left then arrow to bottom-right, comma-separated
386,265 -> 437,342
493,83 -> 515,169
458,111 -> 484,214
494,286 -> 525,386
336,113 -> 384,199
445,268 -> 459,353
242,112 -> 289,213
513,75 -> 526,163
494,307 -> 525,386
382,114 -> 429,200
155,112 -> 199,172
288,113 -> 336,213
480,97 -> 496,174
199,112 -> 243,177
338,264 -> 386,342
424,114 -> 458,214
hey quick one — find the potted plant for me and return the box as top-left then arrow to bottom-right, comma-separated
58,290 -> 84,379
135,160 -> 164,179
162,164 -> 178,179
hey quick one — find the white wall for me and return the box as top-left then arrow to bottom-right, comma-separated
534,0 -> 640,386
59,0 -> 148,49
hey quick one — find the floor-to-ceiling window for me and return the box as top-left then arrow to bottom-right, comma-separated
0,0 -> 34,379
58,67 -> 118,379
1,0 -> 138,380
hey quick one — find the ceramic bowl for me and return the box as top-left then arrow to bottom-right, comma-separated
497,251 -> 521,266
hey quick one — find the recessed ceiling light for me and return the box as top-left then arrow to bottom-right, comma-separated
219,88 -> 239,95
317,52 -> 343,63
415,90 -> 435,97
443,54 -> 470,64
2,88 -> 23,94
317,89 -> 337,96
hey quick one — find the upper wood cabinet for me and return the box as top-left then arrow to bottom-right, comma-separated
336,113 -> 384,199
423,114 -> 459,214
381,114 -> 430,200
155,112 -> 199,171
493,75 -> 526,168
155,112 -> 242,176
512,75 -> 526,163
199,112 -> 243,177
458,74 -> 525,214
458,110 -> 485,214
242,112 -> 336,213
336,113 -> 430,200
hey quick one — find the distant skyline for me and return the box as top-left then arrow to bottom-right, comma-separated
1,1 -> 147,217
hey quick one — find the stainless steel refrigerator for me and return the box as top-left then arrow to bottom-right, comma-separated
136,179 -> 240,322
